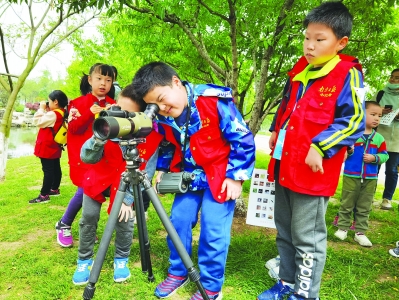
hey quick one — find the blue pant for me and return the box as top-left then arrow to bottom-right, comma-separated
167,189 -> 235,292
383,151 -> 399,200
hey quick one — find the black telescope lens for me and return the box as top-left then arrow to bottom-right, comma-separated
93,118 -> 110,139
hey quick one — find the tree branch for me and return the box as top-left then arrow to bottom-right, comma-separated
197,0 -> 229,21
0,26 -> 13,91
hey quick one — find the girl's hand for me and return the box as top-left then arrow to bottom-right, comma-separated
90,103 -> 104,115
118,203 -> 134,222
40,101 -> 47,110
305,147 -> 324,174
221,178 -> 242,201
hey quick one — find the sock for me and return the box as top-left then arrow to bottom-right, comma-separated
168,274 -> 186,280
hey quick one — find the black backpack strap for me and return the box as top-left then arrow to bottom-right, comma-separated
376,90 -> 384,103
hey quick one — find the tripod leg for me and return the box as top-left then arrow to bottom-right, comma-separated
142,181 -> 209,300
83,177 -> 128,300
131,183 -> 154,282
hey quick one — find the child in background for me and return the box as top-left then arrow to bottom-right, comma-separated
259,2 -> 365,300
72,84 -> 163,285
29,90 -> 69,204
334,101 -> 388,247
132,62 -> 256,300
55,63 -> 116,247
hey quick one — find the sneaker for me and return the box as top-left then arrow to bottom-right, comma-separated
380,199 -> 393,210
349,220 -> 356,231
55,221 -> 73,247
265,255 -> 280,270
334,229 -> 348,241
190,290 -> 223,300
49,189 -> 60,196
257,280 -> 294,300
287,294 -> 320,300
114,258 -> 131,282
332,215 -> 339,226
389,247 -> 399,258
72,258 -> 93,285
268,266 -> 280,280
154,274 -> 189,298
354,233 -> 372,247
29,194 -> 50,204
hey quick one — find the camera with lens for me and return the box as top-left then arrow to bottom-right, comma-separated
156,172 -> 195,194
92,104 -> 159,140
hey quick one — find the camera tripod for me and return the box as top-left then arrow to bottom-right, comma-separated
83,138 -> 209,300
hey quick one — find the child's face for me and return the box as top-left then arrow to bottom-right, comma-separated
303,23 -> 348,67
88,71 -> 113,98
365,105 -> 382,130
143,76 -> 188,118
117,96 -> 141,112
48,98 -> 58,111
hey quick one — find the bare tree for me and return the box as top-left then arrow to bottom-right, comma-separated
0,0 -> 100,181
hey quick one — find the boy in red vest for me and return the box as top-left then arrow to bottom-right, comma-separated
132,62 -> 256,300
72,84 -> 163,285
258,2 -> 365,300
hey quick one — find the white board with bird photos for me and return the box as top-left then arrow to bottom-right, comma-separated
246,168 -> 276,228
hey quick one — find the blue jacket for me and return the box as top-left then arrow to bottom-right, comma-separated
156,82 -> 256,192
344,130 -> 389,179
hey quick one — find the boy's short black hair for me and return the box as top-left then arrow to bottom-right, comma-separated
304,1 -> 353,39
132,62 -> 180,99
391,68 -> 399,74
365,100 -> 380,109
119,84 -> 147,112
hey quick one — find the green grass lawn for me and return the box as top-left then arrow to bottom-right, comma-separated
0,152 -> 398,299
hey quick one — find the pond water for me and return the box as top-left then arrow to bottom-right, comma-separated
7,127 -> 38,159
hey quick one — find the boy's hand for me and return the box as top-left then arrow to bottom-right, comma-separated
221,178 -> 242,201
269,131 -> 277,150
90,103 -> 104,115
363,154 -> 376,163
305,147 -> 324,174
154,171 -> 164,195
118,203 -> 134,222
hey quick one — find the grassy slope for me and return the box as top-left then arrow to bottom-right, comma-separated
0,152 -> 398,299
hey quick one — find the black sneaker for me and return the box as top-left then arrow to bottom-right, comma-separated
29,194 -> 50,204
49,189 -> 60,196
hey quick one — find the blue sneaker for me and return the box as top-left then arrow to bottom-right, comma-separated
257,280 -> 294,300
154,274 -> 189,298
72,259 -> 93,285
113,257 -> 131,282
287,294 -> 320,300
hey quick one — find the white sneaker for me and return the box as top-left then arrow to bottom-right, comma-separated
380,199 -> 393,210
354,233 -> 372,247
334,229 -> 348,240
268,266 -> 280,280
265,255 -> 280,270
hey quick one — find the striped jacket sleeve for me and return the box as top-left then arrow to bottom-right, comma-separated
312,67 -> 365,158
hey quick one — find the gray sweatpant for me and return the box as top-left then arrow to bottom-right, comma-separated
78,193 -> 134,260
274,181 -> 329,299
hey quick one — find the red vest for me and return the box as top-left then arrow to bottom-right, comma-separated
82,140 -> 126,203
268,55 -> 362,196
67,94 -> 115,186
161,96 -> 230,203
34,109 -> 65,159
